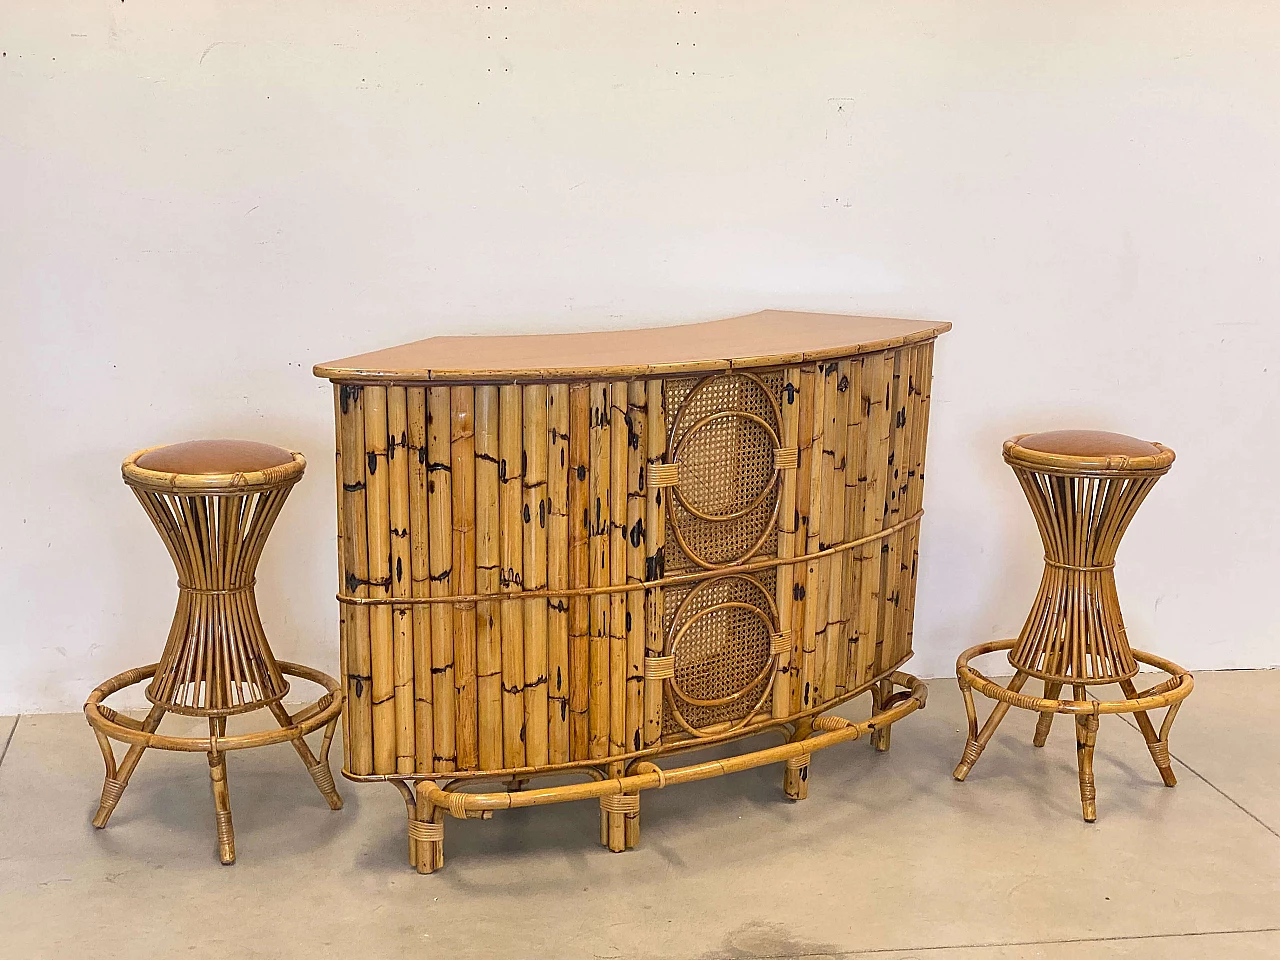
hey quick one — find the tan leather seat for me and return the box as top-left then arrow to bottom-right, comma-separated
1005,429 -> 1174,474
135,439 -> 295,476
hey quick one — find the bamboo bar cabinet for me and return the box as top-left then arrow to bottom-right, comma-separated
315,310 -> 950,872
953,430 -> 1193,821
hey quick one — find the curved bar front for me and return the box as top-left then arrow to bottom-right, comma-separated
316,310 -> 950,871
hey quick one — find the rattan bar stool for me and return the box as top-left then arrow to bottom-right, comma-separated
85,440 -> 344,863
952,430 -> 1193,821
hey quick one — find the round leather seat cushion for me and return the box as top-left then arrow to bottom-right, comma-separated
135,439 -> 295,475
1013,429 -> 1162,459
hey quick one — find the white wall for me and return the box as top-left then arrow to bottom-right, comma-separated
3,1 -> 1277,713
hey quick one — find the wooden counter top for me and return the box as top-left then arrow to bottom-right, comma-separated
314,310 -> 951,383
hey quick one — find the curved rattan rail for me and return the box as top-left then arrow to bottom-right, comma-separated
86,661 -> 343,753
954,639 -> 1192,821
398,671 -> 927,873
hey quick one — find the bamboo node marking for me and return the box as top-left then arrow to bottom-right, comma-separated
769,632 -> 792,656
648,462 -> 680,487
408,819 -> 445,842
643,656 -> 676,680
773,447 -> 799,471
599,793 -> 640,814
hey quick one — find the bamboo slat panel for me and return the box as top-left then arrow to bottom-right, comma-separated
328,340 -> 941,778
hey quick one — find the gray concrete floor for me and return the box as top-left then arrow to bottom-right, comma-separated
1,670 -> 1279,959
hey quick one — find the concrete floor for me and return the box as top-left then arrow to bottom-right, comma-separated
1,670 -> 1279,959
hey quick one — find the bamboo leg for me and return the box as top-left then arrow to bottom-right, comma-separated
783,719 -> 812,800
268,701 -> 343,810
391,780 -> 417,869
871,677 -> 893,752
1033,680 -> 1063,748
953,672 -> 1030,781
1074,686 -> 1099,822
208,716 -> 235,865
1119,677 -> 1177,786
415,785 -> 446,875
92,703 -> 166,828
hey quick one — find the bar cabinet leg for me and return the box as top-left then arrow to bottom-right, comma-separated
415,785 -> 446,874
1033,680 -> 1062,748
1119,678 -> 1178,787
871,678 -> 894,752
92,703 -> 166,829
208,717 -> 236,865
953,671 -> 1030,781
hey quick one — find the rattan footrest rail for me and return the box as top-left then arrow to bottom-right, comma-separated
85,662 -> 344,753
954,640 -> 1192,821
394,671 -> 926,874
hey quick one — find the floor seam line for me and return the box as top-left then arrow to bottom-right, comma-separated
723,924 -> 1280,958
0,715 -> 19,773
1093,693 -> 1280,842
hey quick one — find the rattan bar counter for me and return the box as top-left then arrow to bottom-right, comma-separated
315,310 -> 950,872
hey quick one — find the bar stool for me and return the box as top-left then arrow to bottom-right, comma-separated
85,440 -> 344,863
953,430 -> 1193,821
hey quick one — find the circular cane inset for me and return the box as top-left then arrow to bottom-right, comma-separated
664,372 -> 785,570
665,575 -> 781,737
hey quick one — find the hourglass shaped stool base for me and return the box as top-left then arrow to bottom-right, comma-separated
954,640 -> 1193,821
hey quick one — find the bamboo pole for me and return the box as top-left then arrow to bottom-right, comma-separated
333,386 -> 354,770
606,381 -> 631,851
499,385 -> 527,769
788,366 -> 815,717
388,386 -> 416,774
427,387 -> 457,772
823,359 -> 852,703
567,384 -> 592,760
623,381 -> 648,848
643,379 -> 667,746
809,362 -> 839,708
587,382 -> 611,762
474,386 -> 504,770
798,364 -> 827,714
877,348 -> 910,679
523,383 -> 551,768
841,359 -> 867,692
363,385 -> 396,775
547,383 -> 571,764
407,388 -> 434,774
772,367 -> 801,720
451,386 -> 479,770
856,352 -> 894,685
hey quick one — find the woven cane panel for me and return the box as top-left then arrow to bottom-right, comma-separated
664,372 -> 784,571
663,571 -> 777,733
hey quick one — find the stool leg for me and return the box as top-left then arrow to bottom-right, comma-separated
1033,680 -> 1063,748
268,702 -> 344,810
208,717 -> 235,864
1119,677 -> 1178,787
1073,685 -> 1099,822
954,671 -> 1030,781
93,703 -> 166,828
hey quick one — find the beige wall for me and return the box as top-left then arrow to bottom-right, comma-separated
3,1 -> 1277,711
